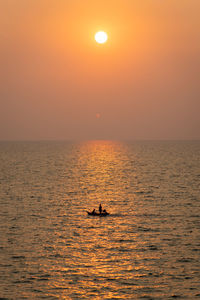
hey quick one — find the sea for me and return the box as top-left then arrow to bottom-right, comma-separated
0,140 -> 200,299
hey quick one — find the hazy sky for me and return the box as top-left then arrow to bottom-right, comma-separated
0,0 -> 200,140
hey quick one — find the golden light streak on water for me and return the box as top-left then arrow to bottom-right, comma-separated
77,140 -> 129,210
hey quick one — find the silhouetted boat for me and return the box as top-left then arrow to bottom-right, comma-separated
87,211 -> 110,216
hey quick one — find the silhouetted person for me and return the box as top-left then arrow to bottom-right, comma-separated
99,203 -> 102,214
92,209 -> 96,215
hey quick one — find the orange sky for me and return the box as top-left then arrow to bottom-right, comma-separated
0,0 -> 200,140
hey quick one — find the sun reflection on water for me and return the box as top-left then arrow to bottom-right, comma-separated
45,140 -> 155,299
77,140 -> 130,210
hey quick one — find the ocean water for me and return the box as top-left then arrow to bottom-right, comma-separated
0,140 -> 200,299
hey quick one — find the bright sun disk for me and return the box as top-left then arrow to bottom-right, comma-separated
95,31 -> 108,44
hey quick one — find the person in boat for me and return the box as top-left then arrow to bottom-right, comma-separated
92,209 -> 96,215
99,203 -> 102,214
103,209 -> 107,214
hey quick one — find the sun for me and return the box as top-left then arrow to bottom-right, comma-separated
95,31 -> 108,44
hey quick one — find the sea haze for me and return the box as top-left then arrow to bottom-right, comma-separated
0,140 -> 200,299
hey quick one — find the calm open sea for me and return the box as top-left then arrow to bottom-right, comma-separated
0,141 -> 200,299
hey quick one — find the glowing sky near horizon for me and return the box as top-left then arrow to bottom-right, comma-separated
0,0 -> 199,140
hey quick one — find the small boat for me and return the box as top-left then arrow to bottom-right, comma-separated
87,211 -> 110,217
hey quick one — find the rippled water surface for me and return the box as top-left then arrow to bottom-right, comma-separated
0,141 -> 200,299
